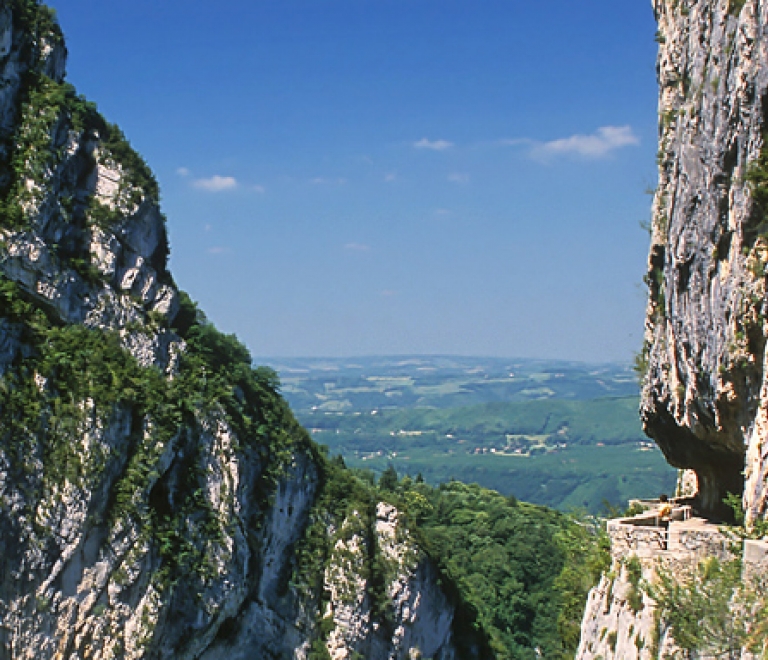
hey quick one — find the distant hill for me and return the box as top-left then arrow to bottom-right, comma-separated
261,356 -> 677,512
264,355 -> 640,409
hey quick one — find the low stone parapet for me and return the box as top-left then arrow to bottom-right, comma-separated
743,538 -> 768,579
669,524 -> 731,560
607,519 -> 667,558
744,538 -> 768,563
608,515 -> 731,560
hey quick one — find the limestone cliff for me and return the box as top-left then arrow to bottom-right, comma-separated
640,0 -> 768,523
576,1 -> 768,658
0,2 -> 477,658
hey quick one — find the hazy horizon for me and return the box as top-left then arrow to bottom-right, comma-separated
256,353 -> 635,367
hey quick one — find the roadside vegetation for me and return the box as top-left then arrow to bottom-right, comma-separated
649,555 -> 768,658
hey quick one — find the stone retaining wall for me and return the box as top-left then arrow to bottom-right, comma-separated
607,520 -> 666,558
608,517 -> 732,560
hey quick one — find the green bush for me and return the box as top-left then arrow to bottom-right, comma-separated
649,556 -> 768,657
728,0 -> 748,16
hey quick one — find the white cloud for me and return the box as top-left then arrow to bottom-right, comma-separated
177,167 -> 190,177
413,138 -> 454,151
207,246 -> 230,255
448,172 -> 470,184
193,175 -> 238,192
381,289 -> 397,297
311,177 -> 347,185
533,126 -> 639,159
252,184 -> 266,194
384,172 -> 397,183
344,242 -> 370,252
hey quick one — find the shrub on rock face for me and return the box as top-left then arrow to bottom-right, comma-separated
648,556 -> 768,658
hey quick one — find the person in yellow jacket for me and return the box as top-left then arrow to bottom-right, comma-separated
658,493 -> 673,521
657,493 -> 673,549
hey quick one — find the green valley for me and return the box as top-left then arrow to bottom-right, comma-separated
262,356 -> 677,512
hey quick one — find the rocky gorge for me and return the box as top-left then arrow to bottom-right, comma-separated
0,2 -> 491,658
3,0 -> 768,658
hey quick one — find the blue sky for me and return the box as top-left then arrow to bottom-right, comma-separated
52,0 -> 659,362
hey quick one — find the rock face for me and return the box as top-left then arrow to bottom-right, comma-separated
576,562 -> 662,660
640,0 -> 768,523
0,3 -> 472,658
576,1 -> 768,658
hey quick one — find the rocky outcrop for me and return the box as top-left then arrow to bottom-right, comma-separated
0,2 -> 471,658
0,1 -> 177,370
321,504 -> 456,660
640,0 -> 768,523
576,560 -> 661,660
